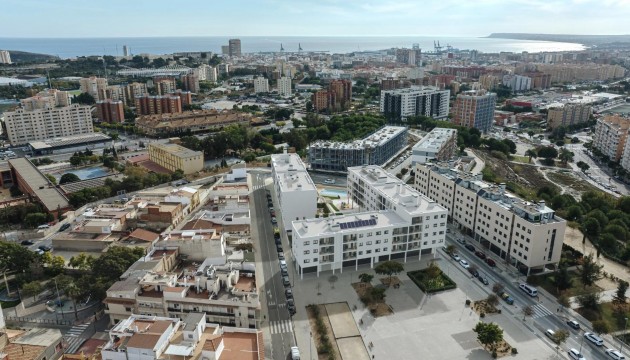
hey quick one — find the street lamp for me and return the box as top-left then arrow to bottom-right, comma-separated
54,278 -> 64,316
620,317 -> 628,354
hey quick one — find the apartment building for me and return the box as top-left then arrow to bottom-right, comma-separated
311,90 -> 331,112
125,82 -> 148,103
414,161 -> 566,273
135,95 -> 182,116
278,76 -> 292,97
308,126 -> 408,172
478,74 -> 501,91
181,74 -> 200,93
0,50 -> 11,64
97,99 -> 125,123
105,84 -> 127,104
197,64 -> 218,82
310,80 -> 352,113
620,136 -> 630,173
290,165 -> 449,277
592,114 -> 630,162
135,110 -> 252,136
411,128 -> 458,164
154,77 -> 177,95
3,104 -> 94,145
380,86 -> 450,121
533,63 -> 625,83
229,39 -> 242,57
171,89 -> 193,107
502,74 -> 531,92
23,89 -> 72,109
253,77 -> 269,93
271,153 -> 317,232
148,142 -> 204,174
101,314 -> 264,360
79,76 -> 108,100
547,103 -> 592,129
452,90 -> 497,133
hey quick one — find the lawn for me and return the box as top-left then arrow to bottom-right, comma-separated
527,270 -> 601,297
547,171 -> 600,194
408,268 -> 456,293
510,155 -> 531,163
577,302 -> 630,333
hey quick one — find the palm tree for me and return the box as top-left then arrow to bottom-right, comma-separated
525,149 -> 537,163
64,282 -> 84,320
559,149 -> 574,165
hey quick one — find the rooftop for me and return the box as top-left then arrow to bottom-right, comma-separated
149,142 -> 202,159
293,210 -> 406,238
29,133 -> 111,150
413,128 -> 457,152
8,158 -> 70,212
270,153 -> 308,173
309,126 -> 407,150
381,85 -> 447,95
277,171 -> 317,193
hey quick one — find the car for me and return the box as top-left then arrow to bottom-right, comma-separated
276,245 -> 283,253
282,276 -> 291,287
21,240 -> 34,246
280,259 -> 287,268
271,217 -> 277,224
545,329 -> 556,342
605,349 -> 626,360
567,320 -> 580,329
465,244 -> 475,252
324,178 -> 336,184
477,276 -> 489,285
584,332 -> 604,346
459,259 -> 470,268
285,288 -> 293,299
268,207 -> 274,212
468,267 -> 479,277
275,238 -> 282,246
451,253 -> 461,261
486,258 -> 496,267
456,238 -> 466,244
475,251 -> 486,259
278,253 -> 285,261
441,246 -> 448,253
519,283 -> 538,297
38,245 -> 52,252
270,211 -> 276,217
290,346 -> 301,360
568,348 -> 585,360
59,223 -> 71,232
281,268 -> 289,277
500,292 -> 514,305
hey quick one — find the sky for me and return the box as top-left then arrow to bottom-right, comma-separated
1,0 -> 629,37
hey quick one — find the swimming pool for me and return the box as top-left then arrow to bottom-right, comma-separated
55,166 -> 109,181
320,188 -> 347,198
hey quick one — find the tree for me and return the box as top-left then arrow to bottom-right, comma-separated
577,292 -> 601,310
358,273 -> 373,286
592,320 -> 610,335
446,244 -> 456,255
369,287 -> 386,301
374,261 -> 404,285
522,305 -> 534,320
551,329 -> 570,346
553,265 -> 573,293
21,281 -> 43,301
41,252 -> 66,276
63,281 -> 85,320
45,174 -> 57,185
577,161 -> 590,173
90,246 -> 145,282
60,173 -> 81,185
473,322 -> 504,352
580,218 -> 601,239
24,213 -> 48,228
578,254 -> 603,288
492,283 -> 504,294
537,146 -> 558,159
73,92 -> 95,105
558,295 -> 571,310
486,294 -> 499,307
425,261 -> 442,280
559,148 -> 574,164
614,280 -> 629,304
68,253 -> 95,271
171,169 -> 185,181
525,149 -> 538,163
9,185 -> 23,197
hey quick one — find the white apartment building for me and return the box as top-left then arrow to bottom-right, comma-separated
292,165 -> 448,277
503,74 -> 531,92
3,104 -> 94,145
414,161 -> 566,273
197,64 -> 218,82
380,86 -> 450,121
0,50 -> 11,64
253,77 -> 269,93
278,76 -> 292,97
80,76 -> 108,100
411,128 -> 458,164
592,114 -> 630,162
270,153 -> 317,232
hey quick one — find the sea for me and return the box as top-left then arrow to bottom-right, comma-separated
0,36 -> 585,59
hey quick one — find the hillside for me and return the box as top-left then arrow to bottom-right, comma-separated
2,50 -> 59,63
487,33 -> 630,46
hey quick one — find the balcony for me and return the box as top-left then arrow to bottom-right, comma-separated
320,246 -> 334,254
343,244 -> 357,251
320,255 -> 335,263
343,252 -> 357,260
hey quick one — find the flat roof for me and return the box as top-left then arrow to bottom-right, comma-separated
293,210 -> 406,238
277,171 -> 317,193
309,126 -> 406,150
8,158 -> 70,212
149,142 -> 202,159
29,133 -> 111,150
413,128 -> 457,152
270,153 -> 308,173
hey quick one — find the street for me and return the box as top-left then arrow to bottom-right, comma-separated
565,142 -> 629,196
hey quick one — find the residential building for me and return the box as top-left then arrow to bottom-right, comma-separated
181,74 -> 200,93
395,47 -> 422,66
414,161 -> 567,273
105,84 -> 127,104
592,114 -> 630,162
154,77 -> 177,96
197,64 -> 218,82
278,76 -> 292,97
125,82 -> 148,103
123,45 -> 130,56
411,128 -> 458,164
170,90 -> 193,107
328,79 -> 352,111
253,77 -> 269,93
148,142 -> 204,174
139,202 -> 185,228
308,126 -> 408,172
80,76 -> 108,100
520,71 -> 551,90
0,50 -> 11,64
26,89 -> 72,109
503,74 -> 531,92
380,86 -> 450,121
620,136 -> 630,173
478,74 -> 501,91
291,165 -> 448,277
3,104 -> 94,145
97,99 -> 125,123
221,45 -> 229,55
1,328 -> 63,360
452,90 -> 497,133
532,63 -> 625,83
311,90 -> 331,112
228,39 -> 242,57
135,110 -> 252,136
101,314 -> 264,360
135,95 -> 182,115
546,103 -> 592,129
271,153 -> 318,232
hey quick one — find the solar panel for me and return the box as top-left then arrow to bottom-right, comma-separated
369,219 -> 377,226
340,223 -> 347,229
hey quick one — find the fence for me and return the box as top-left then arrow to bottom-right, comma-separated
5,316 -> 71,326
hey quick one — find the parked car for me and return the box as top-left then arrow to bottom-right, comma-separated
568,348 -> 585,360
21,240 -> 34,246
475,251 -> 486,260
324,178 -> 335,184
282,276 -> 291,287
59,223 -> 71,232
38,245 -> 52,252
285,288 -> 293,299
465,244 -> 475,252
468,267 -> 479,277
477,276 -> 489,285
281,268 -> 289,277
545,329 -> 557,342
291,346 -> 301,360
567,320 -> 580,329
605,349 -> 625,360
500,292 -> 514,305
456,238 -> 466,245
584,332 -> 604,346
287,299 -> 296,315
275,238 -> 282,246
485,258 -> 496,267
276,244 -> 283,253
278,253 -> 285,261
459,259 -> 470,269
451,253 -> 461,262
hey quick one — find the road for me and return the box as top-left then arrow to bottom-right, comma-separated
445,225 -> 614,360
250,170 -> 296,360
565,143 -> 629,196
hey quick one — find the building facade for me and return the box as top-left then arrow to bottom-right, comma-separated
452,90 -> 497,133
228,39 -> 242,57
593,114 -> 630,162
135,95 -> 182,116
308,126 -> 408,172
148,143 -> 204,174
271,153 -> 318,232
253,77 -> 269,93
547,103 -> 592,129
97,99 -> 125,123
125,82 -> 148,103
181,74 -> 200,93
155,77 -> 177,96
135,110 -> 252,136
0,50 -> 11,64
411,128 -> 458,164
4,104 -> 94,145
278,76 -> 292,97
502,74 -> 531,92
380,86 -> 450,121
80,76 -> 108,100
414,161 -> 566,273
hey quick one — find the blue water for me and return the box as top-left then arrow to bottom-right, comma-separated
320,188 -> 348,198
56,167 -> 109,181
0,36 -> 585,58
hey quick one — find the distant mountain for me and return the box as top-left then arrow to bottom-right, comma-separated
487,33 -> 630,46
5,50 -> 59,63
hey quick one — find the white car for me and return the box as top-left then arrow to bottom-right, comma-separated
568,348 -> 585,360
323,178 -> 335,184
605,349 -> 625,360
459,259 -> 470,268
584,332 -> 604,346
451,253 -> 461,262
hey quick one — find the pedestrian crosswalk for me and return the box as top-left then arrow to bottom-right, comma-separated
253,185 -> 268,190
65,323 -> 89,337
530,303 -> 553,319
64,337 -> 87,354
270,320 -> 293,334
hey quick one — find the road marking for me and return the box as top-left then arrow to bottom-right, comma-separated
530,303 -> 553,319
65,323 -> 90,337
270,320 -> 293,334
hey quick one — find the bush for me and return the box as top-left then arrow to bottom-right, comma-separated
511,348 -> 518,354
408,269 -> 457,293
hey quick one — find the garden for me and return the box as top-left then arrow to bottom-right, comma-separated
407,261 -> 456,293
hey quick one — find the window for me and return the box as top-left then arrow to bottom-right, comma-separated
384,230 -> 389,234
376,231 -> 381,235
313,249 -> 318,253
383,247 -> 387,251
359,251 -> 363,255
366,241 -> 372,245
366,250 -> 372,254
304,241 -> 310,246
376,240 -> 381,244
367,232 -> 373,237
375,249 -> 380,253
303,250 -> 310,255
359,234 -> 364,238
313,240 -> 319,244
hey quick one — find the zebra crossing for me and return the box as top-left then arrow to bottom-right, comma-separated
270,319 -> 293,334
253,185 -> 268,191
530,304 -> 554,319
65,323 -> 89,337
